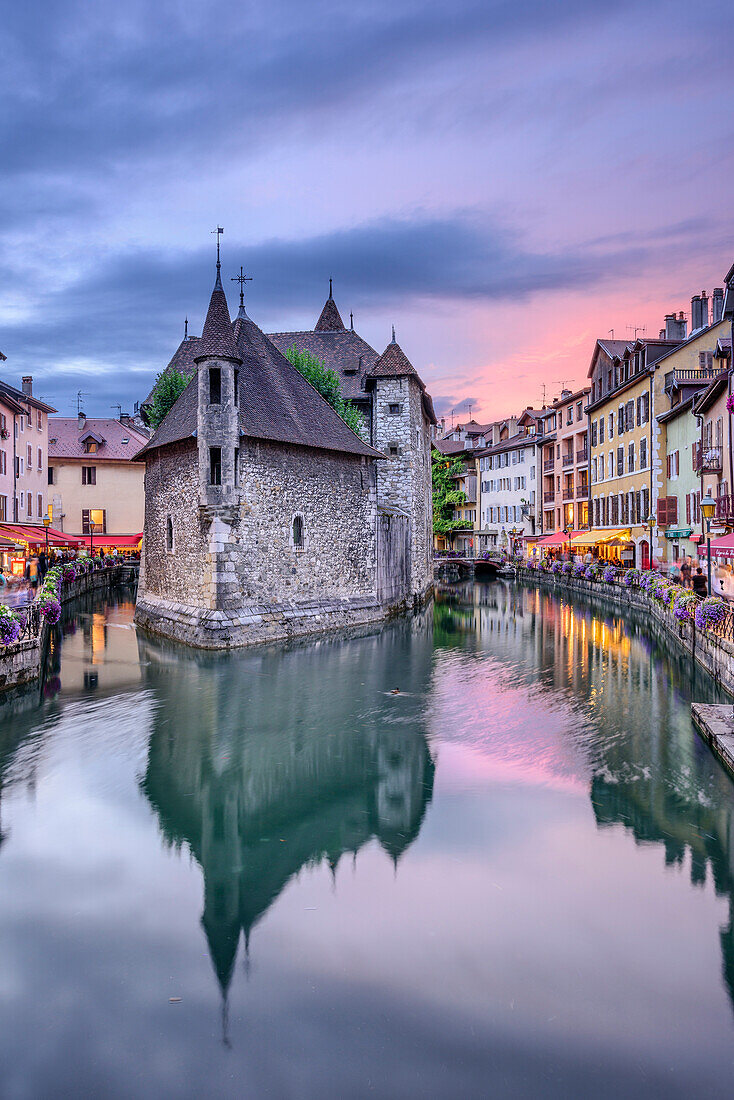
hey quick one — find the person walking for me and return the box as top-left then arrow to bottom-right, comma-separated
681,556 -> 692,588
692,567 -> 708,598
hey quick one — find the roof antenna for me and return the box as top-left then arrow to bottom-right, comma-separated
391,325 -> 396,344
111,404 -> 122,420
76,390 -> 87,415
608,329 -> 614,339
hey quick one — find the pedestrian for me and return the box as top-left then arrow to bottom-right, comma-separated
681,556 -> 692,588
38,549 -> 47,582
25,555 -> 39,593
692,567 -> 708,598
669,560 -> 681,583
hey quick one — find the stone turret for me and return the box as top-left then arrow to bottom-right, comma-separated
194,263 -> 242,510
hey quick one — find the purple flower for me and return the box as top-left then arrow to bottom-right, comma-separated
603,565 -> 616,583
695,597 -> 728,631
573,562 -> 586,577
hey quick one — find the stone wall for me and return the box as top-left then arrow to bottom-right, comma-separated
376,510 -> 410,606
136,436 -> 418,649
519,567 -> 734,696
372,376 -> 433,599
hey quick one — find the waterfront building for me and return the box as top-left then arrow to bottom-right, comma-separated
135,259 -> 434,648
48,415 -> 148,545
476,409 -> 541,554
587,329 -> 684,566
536,386 -> 590,536
0,375 -> 55,527
653,313 -> 731,569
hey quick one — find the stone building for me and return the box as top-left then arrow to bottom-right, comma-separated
135,265 -> 435,648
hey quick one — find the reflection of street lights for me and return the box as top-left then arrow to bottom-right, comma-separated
701,492 -> 716,595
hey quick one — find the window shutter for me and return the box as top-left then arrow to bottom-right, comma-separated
636,397 -> 642,426
666,455 -> 671,479
675,450 -> 679,476
668,496 -> 678,524
686,494 -> 691,523
658,498 -> 667,525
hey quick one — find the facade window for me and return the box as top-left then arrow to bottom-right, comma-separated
37,410 -> 42,430
389,445 -> 398,456
85,440 -> 98,453
82,509 -> 106,534
608,414 -> 614,440
37,493 -> 43,518
576,401 -> 582,420
599,417 -> 605,444
48,466 -> 55,485
209,447 -> 222,485
617,446 -> 624,476
27,444 -> 32,467
233,369 -> 239,405
27,493 -> 32,517
628,443 -> 635,472
233,447 -> 239,487
209,367 -> 221,404
388,403 -> 401,414
166,516 -> 174,552
640,438 -> 647,468
0,496 -> 5,521
566,407 -> 573,425
37,447 -> 42,470
82,466 -> 96,485
0,452 -> 5,475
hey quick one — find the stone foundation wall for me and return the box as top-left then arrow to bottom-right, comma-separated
519,567 -> 734,696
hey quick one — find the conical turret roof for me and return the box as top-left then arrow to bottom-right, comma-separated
371,338 -> 419,380
314,291 -> 346,332
196,267 -> 241,362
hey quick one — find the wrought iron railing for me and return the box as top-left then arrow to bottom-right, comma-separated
561,454 -> 574,468
716,494 -> 734,520
543,460 -> 554,473
576,448 -> 588,463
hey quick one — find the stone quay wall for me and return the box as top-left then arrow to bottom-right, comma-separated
0,565 -> 127,695
518,567 -> 734,697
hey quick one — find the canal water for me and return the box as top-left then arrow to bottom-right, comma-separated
1,581 -> 734,1098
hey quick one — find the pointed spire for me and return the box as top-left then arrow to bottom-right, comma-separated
371,336 -> 420,380
329,277 -> 333,299
315,283 -> 346,332
196,264 -> 241,362
391,325 -> 396,344
184,316 -> 189,339
350,311 -> 354,331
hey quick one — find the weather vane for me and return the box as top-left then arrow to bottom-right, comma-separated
211,226 -> 224,266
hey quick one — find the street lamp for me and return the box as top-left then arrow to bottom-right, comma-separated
647,514 -> 656,570
563,524 -> 570,561
701,491 -> 716,595
43,514 -> 51,557
89,520 -> 98,559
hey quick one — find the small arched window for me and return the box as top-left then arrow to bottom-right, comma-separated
166,515 -> 174,552
292,515 -> 304,548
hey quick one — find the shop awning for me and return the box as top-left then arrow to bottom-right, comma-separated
87,533 -> 143,548
0,523 -> 84,547
536,530 -> 582,547
664,527 -> 694,539
704,533 -> 734,558
571,528 -> 632,547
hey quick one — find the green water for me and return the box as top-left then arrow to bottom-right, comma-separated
0,581 -> 734,1098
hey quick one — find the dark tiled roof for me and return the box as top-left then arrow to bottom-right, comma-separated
369,340 -> 437,425
266,329 -> 377,402
142,312 -> 383,460
314,295 -> 346,332
49,418 -> 148,460
433,438 -> 472,456
196,269 -> 241,361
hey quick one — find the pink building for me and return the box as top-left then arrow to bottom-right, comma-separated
0,375 -> 56,526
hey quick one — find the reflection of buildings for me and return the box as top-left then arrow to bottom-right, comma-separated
138,612 -> 436,1013
437,580 -> 734,1016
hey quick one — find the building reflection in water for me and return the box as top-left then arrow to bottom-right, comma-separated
436,580 -> 734,1016
137,611 -> 436,1021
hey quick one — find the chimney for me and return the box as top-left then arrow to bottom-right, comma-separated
21,376 -> 32,396
664,313 -> 687,340
712,287 -> 724,324
700,290 -> 709,329
78,412 -> 86,431
691,295 -> 702,332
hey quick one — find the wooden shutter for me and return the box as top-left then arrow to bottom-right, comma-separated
668,496 -> 678,523
686,494 -> 691,523
658,498 -> 668,525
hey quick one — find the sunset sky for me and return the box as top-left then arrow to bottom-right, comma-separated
2,0 -> 734,421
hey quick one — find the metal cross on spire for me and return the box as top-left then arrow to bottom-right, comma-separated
231,266 -> 253,310
211,226 -> 224,267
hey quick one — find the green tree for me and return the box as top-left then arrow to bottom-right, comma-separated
432,447 -> 467,537
285,346 -> 366,437
147,368 -> 194,430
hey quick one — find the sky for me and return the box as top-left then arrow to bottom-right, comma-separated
2,0 -> 734,422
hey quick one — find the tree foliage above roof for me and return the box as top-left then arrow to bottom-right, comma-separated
284,346 -> 366,438
146,367 -> 194,430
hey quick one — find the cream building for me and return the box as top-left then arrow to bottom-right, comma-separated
48,415 -> 147,540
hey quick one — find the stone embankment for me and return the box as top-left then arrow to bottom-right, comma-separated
518,566 -> 734,782
0,565 -> 133,695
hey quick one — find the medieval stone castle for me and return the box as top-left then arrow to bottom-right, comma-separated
134,259 -> 435,648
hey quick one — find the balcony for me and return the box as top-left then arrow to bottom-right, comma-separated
543,459 -> 554,473
576,448 -> 588,463
716,494 -> 734,520
576,484 -> 588,499
561,453 -> 574,468
694,444 -> 722,473
543,491 -> 555,504
561,484 -> 574,503
664,365 -> 723,398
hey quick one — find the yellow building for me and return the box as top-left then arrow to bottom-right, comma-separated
48,415 -> 148,544
587,334 -> 683,567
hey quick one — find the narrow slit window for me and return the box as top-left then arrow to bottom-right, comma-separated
166,516 -> 174,552
293,515 -> 304,548
233,369 -> 239,406
233,447 -> 239,486
209,367 -> 221,404
209,446 -> 222,485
